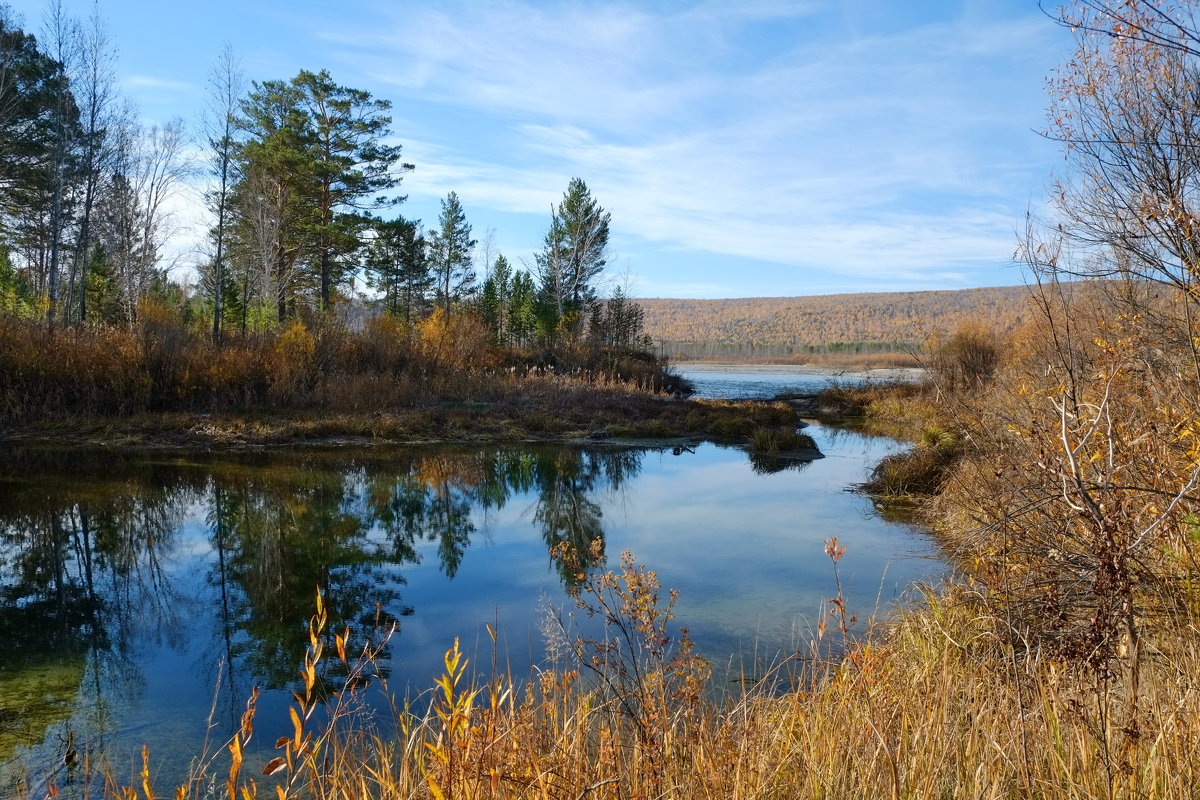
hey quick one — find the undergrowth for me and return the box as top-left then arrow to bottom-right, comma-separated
0,314 -> 685,426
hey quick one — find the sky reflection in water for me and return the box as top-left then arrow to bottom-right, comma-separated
0,430 -> 940,791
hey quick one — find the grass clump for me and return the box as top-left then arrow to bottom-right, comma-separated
862,426 -> 961,498
748,426 -> 816,454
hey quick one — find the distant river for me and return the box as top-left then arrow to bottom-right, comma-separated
676,363 -> 920,400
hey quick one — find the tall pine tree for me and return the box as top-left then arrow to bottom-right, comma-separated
427,191 -> 475,313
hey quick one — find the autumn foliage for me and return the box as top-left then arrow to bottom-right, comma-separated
0,305 -> 690,428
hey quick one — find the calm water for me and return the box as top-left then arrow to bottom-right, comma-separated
678,363 -> 868,399
0,426 -> 939,794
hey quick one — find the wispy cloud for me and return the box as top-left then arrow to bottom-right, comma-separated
315,0 -> 1063,294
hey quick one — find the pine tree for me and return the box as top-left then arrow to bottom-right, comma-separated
428,191 -> 476,313
509,270 -> 538,347
535,178 -> 610,342
366,215 -> 431,325
293,69 -> 410,312
234,69 -> 411,318
481,252 -> 512,346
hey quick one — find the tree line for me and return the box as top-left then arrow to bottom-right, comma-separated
0,2 -> 649,354
637,285 -> 1033,358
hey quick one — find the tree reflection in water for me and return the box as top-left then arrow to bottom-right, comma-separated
0,444 -> 662,779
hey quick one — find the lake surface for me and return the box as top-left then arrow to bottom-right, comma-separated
0,416 -> 939,794
676,363 -> 911,399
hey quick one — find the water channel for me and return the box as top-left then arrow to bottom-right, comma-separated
0,367 -> 942,794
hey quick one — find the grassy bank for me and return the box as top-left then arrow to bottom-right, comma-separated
0,315 -> 828,455
88,555 -> 1200,800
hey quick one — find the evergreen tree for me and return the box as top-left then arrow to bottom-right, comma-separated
535,206 -> 566,323
293,69 -> 410,312
588,285 -> 646,350
427,191 -> 475,313
558,177 -> 609,309
366,215 -> 431,325
234,69 -> 410,318
234,77 -> 317,322
0,9 -> 79,316
481,252 -> 512,346
0,244 -> 34,315
535,178 -> 610,342
509,270 -> 538,347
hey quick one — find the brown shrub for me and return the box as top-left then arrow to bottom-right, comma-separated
926,319 -> 999,392
417,309 -> 495,372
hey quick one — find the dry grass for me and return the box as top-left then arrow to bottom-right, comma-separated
0,313 -> 686,428
77,574 -> 1200,800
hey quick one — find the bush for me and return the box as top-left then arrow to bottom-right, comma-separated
927,320 -> 999,392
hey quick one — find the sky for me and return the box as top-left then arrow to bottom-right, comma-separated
5,0 -> 1070,298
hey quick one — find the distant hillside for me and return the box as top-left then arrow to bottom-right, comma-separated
637,285 -> 1033,362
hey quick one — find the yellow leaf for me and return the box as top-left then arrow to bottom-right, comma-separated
290,707 -> 303,747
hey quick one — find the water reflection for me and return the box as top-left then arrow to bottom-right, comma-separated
0,446 -> 664,778
0,436 -> 921,794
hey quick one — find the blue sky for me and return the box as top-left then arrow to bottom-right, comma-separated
7,0 -> 1067,298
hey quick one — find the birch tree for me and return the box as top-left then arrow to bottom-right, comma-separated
203,44 -> 243,341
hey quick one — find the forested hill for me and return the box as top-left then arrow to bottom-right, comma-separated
638,285 -> 1032,361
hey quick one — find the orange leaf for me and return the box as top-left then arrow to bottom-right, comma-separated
262,757 -> 288,776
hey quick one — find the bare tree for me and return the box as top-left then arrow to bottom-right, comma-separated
227,162 -> 304,329
476,226 -> 497,283
98,113 -> 192,324
203,44 -> 243,341
69,1 -> 118,325
1028,1 -> 1200,300
40,0 -> 80,330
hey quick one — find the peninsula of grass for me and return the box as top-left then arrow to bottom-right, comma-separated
0,315 -> 809,453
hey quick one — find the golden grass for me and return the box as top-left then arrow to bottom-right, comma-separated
0,314 -> 687,427
74,578 -> 1200,800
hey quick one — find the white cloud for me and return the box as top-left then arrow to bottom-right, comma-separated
313,1 -> 1064,293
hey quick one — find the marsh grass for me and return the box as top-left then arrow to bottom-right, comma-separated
0,315 -> 683,427
747,426 -> 817,454
0,316 -> 827,450
68,563 -> 1200,800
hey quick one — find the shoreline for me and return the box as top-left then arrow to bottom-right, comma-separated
0,393 -> 830,454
